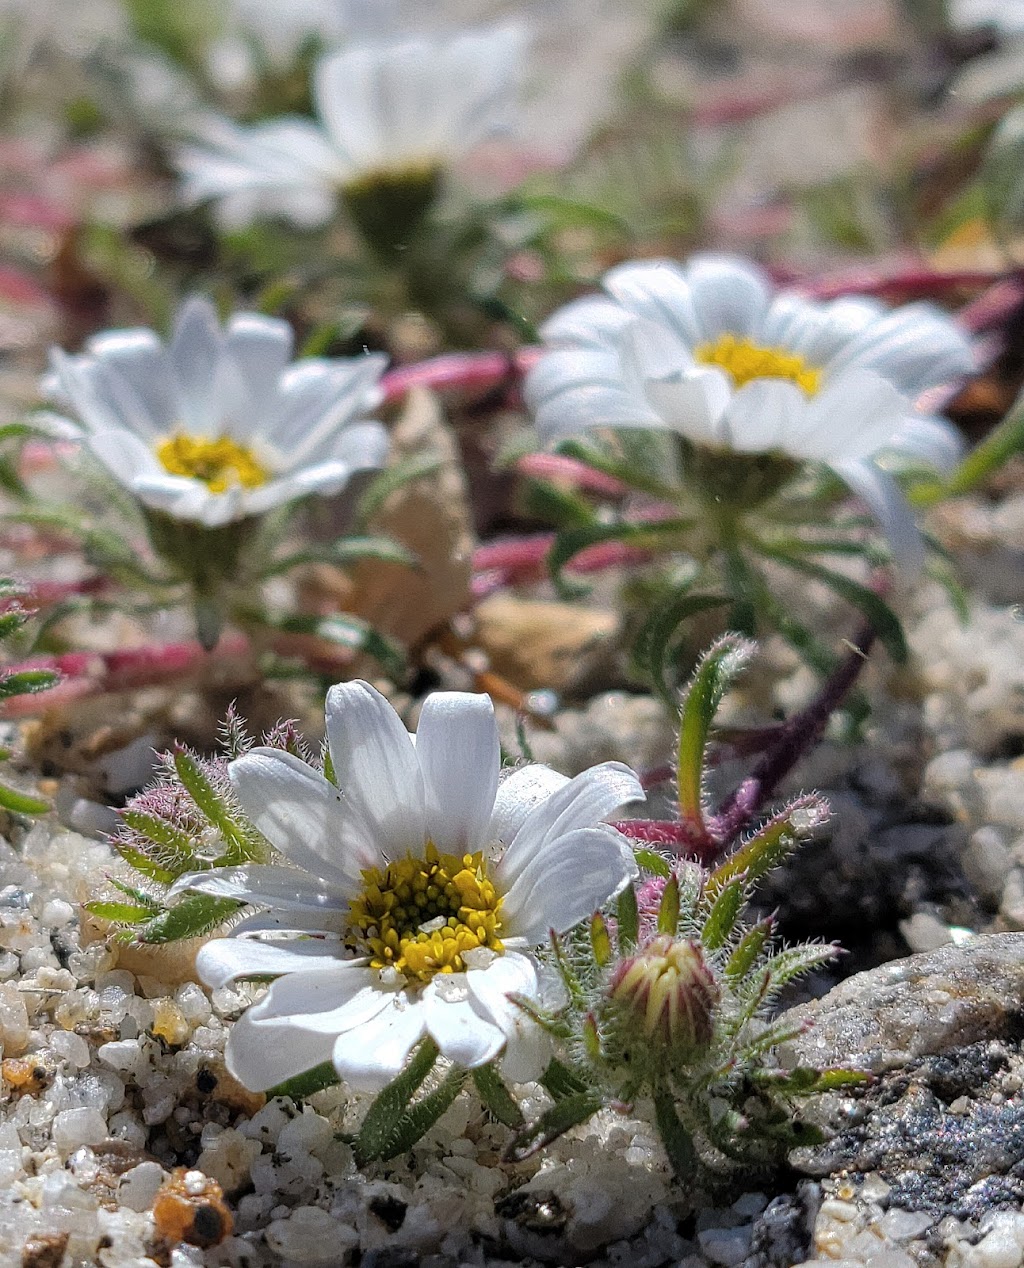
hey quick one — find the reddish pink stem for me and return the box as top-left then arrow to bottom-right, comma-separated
785,262 -> 1016,303
381,348 -> 542,404
471,533 -> 653,597
515,453 -> 628,497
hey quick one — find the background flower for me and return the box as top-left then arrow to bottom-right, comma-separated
45,295 -> 388,527
178,681 -> 644,1092
525,253 -> 975,570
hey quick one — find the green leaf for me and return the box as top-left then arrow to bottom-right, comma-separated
114,844 -> 176,886
269,1061 -> 341,1102
0,783 -> 51,816
589,912 -> 613,967
549,931 -> 586,1009
85,901 -> 155,926
138,894 -> 240,943
616,884 -> 639,951
0,669 -> 59,699
652,1087 -> 699,1181
677,635 -> 752,835
540,1057 -> 588,1101
121,810 -> 200,877
172,751 -> 251,865
472,1064 -> 524,1128
708,797 -> 827,897
521,478 -> 601,530
634,849 -> 671,878
761,941 -> 839,992
375,1067 -> 467,1161
657,873 -> 680,935
264,535 -> 418,577
355,455 -> 445,529
515,191 -> 630,235
354,1038 -> 439,1165
724,917 -> 773,981
109,879 -> 161,912
503,1090 -> 602,1163
762,551 -> 908,663
634,590 -> 731,704
701,878 -> 744,951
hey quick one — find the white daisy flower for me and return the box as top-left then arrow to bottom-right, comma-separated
45,296 -> 388,528
177,23 -> 528,231
948,0 -> 1024,33
525,254 -> 975,572
176,681 -> 643,1092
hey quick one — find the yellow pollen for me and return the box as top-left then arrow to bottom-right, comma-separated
155,433 -> 269,492
695,333 -> 821,396
347,842 -> 504,985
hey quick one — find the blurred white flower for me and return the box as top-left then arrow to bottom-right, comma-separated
949,0 -> 1024,33
526,254 -> 975,572
46,296 -> 387,527
177,681 -> 643,1092
177,23 -> 529,230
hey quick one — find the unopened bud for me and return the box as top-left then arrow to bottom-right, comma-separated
608,936 -> 719,1056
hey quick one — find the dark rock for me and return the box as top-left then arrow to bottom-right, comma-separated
742,1180 -> 821,1268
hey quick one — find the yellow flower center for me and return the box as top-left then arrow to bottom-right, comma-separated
155,433 -> 269,492
695,333 -> 821,396
347,842 -> 504,984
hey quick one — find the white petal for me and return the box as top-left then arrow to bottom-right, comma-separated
324,681 -> 425,855
467,953 -> 553,1085
487,765 -> 569,847
887,414 -> 964,474
719,379 -> 806,454
826,302 -> 975,395
169,296 -> 223,435
167,864 -> 346,915
415,692 -> 500,854
246,965 -> 383,1030
683,254 -> 772,342
602,259 -> 703,346
196,937 -> 346,989
129,473 -> 240,526
297,419 -> 389,471
420,977 -> 505,1069
501,825 -> 638,944
832,458 -> 925,578
539,296 -> 637,349
497,762 -> 643,890
760,293 -> 886,365
643,371 -> 732,446
229,749 -> 375,888
792,369 -> 909,464
331,997 -> 426,1092
222,312 -> 294,439
84,329 -> 177,436
83,427 -> 162,484
225,1010 -> 338,1091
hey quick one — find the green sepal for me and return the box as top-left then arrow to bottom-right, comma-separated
589,912 -> 613,968
725,917 -> 773,981
634,848 -> 671,878
657,872 -> 680,935
502,1090 -> 602,1163
472,1063 -> 524,1127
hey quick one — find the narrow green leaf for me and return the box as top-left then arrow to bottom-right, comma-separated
589,912 -> 613,967
0,783 -> 51,816
172,751 -> 250,864
708,798 -> 826,898
657,873 -> 680,935
762,551 -> 908,663
724,917 -> 773,981
354,1039 -> 439,1164
634,849 -> 671,878
264,535 -> 417,577
109,879 -> 161,912
355,455 -> 444,529
273,613 -> 407,683
0,669 -> 59,699
701,878 -> 744,951
503,1091 -> 602,1163
548,930 -> 586,1009
540,1057 -> 588,1101
548,518 -> 696,597
375,1067 -> 467,1161
85,901 -> 154,925
121,810 -> 199,876
935,387 -> 1024,500
638,590 -> 731,704
677,636 -> 752,833
269,1061 -> 341,1102
652,1087 -> 699,1181
616,884 -> 639,951
114,844 -> 176,886
138,894 -> 239,943
762,941 -> 839,991
472,1063 -> 524,1128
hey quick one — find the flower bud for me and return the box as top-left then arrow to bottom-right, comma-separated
608,935 -> 719,1057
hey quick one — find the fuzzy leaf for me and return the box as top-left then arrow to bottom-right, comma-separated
762,941 -> 840,992
548,518 -> 697,597
540,1057 -> 588,1101
172,750 -> 251,865
121,810 -> 201,876
677,636 -> 754,836
115,844 -> 176,886
652,1088 -> 699,1181
549,930 -> 586,1008
616,884 -> 639,951
634,849 -> 671,878
725,917 -> 773,981
472,1064 -> 524,1128
589,912 -> 613,968
137,894 -> 240,943
264,535 -> 418,577
109,878 -> 161,912
0,669 -> 59,699
269,1061 -> 341,1101
634,589 -> 731,704
273,613 -> 407,683
85,901 -> 154,926
354,1039 -> 439,1165
503,1090 -> 602,1163
708,796 -> 827,897
375,1067 -> 466,1161
0,783 -> 51,816
355,454 -> 444,529
701,878 -> 744,951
